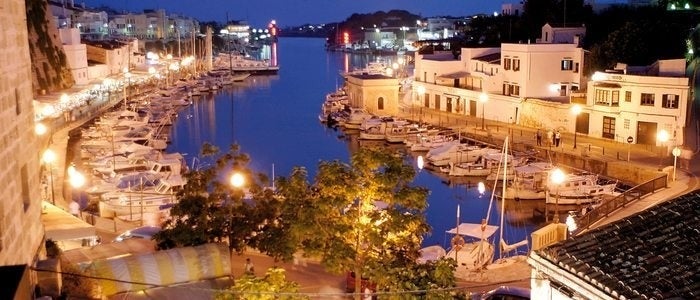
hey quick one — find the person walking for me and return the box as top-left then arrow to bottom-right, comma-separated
555,130 -> 562,147
244,258 -> 255,275
536,129 -> 542,146
547,129 -> 554,146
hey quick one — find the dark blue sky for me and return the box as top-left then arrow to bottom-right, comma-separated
85,0 -> 503,28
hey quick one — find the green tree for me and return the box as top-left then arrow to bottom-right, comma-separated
273,148 -> 454,298
216,267 -> 305,300
154,143 -> 273,253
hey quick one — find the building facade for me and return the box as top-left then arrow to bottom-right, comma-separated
0,0 -> 46,276
345,74 -> 400,116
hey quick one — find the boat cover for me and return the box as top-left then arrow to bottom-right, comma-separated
446,223 -> 499,239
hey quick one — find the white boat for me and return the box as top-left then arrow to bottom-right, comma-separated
447,153 -> 527,177
545,174 -> 618,205
358,118 -> 410,141
417,245 -> 447,264
425,141 -> 499,167
343,108 -> 373,129
215,53 -> 279,74
446,220 -> 498,269
501,162 -> 553,200
385,123 -> 436,144
99,175 -> 186,217
407,131 -> 456,152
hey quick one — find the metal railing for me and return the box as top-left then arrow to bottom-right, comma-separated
571,173 -> 668,235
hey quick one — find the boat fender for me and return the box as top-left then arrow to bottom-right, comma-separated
451,236 -> 465,250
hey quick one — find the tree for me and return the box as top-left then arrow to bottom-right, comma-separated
216,267 -> 305,300
154,143 -> 273,253
272,148 -> 455,298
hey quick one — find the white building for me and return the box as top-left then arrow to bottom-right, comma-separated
501,1 -> 524,16
583,60 -> 689,146
59,28 -> 89,85
416,17 -> 458,40
537,23 -> 586,45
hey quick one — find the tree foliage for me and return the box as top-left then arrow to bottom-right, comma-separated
216,267 -> 305,300
153,143 -> 273,253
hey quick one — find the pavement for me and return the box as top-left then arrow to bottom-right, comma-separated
39,83 -> 700,296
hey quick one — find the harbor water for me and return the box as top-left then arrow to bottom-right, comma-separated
166,37 -> 541,251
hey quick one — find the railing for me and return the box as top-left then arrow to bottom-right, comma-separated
571,173 -> 668,235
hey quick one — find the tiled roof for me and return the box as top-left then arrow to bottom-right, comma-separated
537,190 -> 700,299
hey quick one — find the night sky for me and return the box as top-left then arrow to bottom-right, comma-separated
84,0 -> 503,27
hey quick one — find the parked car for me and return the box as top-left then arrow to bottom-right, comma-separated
472,286 -> 531,300
113,226 -> 161,242
345,271 -> 377,296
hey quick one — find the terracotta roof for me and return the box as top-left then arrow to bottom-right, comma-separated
537,190 -> 700,299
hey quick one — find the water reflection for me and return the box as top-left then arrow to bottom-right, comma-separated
167,37 -> 539,250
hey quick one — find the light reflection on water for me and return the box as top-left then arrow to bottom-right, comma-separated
167,37 -> 541,251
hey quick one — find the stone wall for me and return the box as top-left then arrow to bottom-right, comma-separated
0,0 -> 45,266
26,0 -> 74,95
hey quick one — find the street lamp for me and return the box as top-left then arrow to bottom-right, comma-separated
35,123 -> 48,135
42,149 -> 57,205
672,147 -> 681,181
549,168 -> 566,223
571,104 -> 581,149
230,172 -> 245,189
479,92 -> 488,130
67,165 -> 86,216
657,129 -> 669,168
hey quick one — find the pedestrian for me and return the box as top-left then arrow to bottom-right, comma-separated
555,130 -> 561,147
536,129 -> 542,146
244,258 -> 255,275
547,129 -> 554,146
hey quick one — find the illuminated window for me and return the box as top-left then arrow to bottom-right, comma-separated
513,59 -> 520,71
625,91 -> 632,102
640,93 -> 655,106
595,89 -> 609,104
611,90 -> 619,106
662,94 -> 679,109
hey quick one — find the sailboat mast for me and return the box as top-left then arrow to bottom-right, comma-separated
455,204 -> 460,262
499,136 -> 508,259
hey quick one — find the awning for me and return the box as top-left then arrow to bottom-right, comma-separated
439,71 -> 470,79
41,201 -> 96,241
62,239 -> 156,265
446,223 -> 499,239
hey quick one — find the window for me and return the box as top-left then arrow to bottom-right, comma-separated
503,83 -> 520,96
434,94 -> 441,110
513,59 -> 520,71
624,119 -> 630,129
602,116 -> 616,139
640,93 -> 655,106
662,94 -> 679,109
625,91 -> 632,102
503,58 -> 511,70
377,97 -> 384,110
15,88 -> 21,115
595,89 -> 609,104
561,59 -> 573,70
611,90 -> 619,106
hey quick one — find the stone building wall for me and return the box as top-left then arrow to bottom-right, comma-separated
0,0 -> 45,265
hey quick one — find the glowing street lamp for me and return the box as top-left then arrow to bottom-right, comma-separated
479,93 -> 488,130
42,149 -> 57,205
657,129 -> 669,168
230,172 -> 245,189
571,104 -> 582,149
549,168 -> 566,223
35,123 -> 48,135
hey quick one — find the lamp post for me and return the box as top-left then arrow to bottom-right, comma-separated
571,104 -> 581,149
672,146 -> 681,181
550,168 -> 565,223
479,92 -> 488,130
42,149 -> 57,205
416,85 -> 425,124
657,129 -> 669,168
